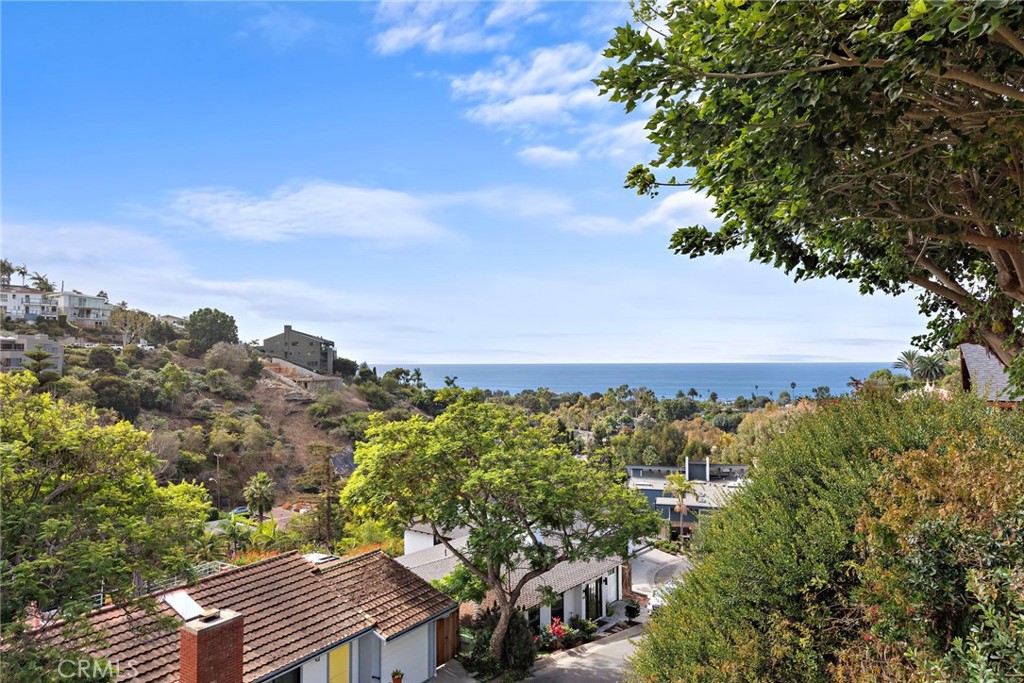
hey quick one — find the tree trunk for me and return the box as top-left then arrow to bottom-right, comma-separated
489,602 -> 513,664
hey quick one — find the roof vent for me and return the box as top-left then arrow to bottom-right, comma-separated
302,552 -> 341,565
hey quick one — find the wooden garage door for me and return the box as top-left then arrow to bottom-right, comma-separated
435,612 -> 459,666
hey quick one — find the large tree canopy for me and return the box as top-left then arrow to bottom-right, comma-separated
596,0 -> 1024,386
185,307 -> 238,354
342,395 -> 659,665
0,373 -> 209,680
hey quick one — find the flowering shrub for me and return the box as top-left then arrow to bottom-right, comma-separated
536,618 -> 583,652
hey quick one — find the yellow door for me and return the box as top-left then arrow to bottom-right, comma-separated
329,643 -> 350,683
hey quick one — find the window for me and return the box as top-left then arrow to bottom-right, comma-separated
269,670 -> 300,683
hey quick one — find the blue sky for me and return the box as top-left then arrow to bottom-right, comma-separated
2,1 -> 925,364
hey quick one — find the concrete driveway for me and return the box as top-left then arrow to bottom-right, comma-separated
629,548 -> 691,598
530,625 -> 643,683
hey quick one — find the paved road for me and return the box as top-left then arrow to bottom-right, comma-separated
530,626 -> 643,683
630,548 -> 691,598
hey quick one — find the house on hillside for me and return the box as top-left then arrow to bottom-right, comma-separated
53,291 -> 113,328
0,285 -> 60,323
397,530 -> 623,629
263,325 -> 337,375
627,460 -> 747,539
961,343 -> 1016,408
40,550 -> 458,683
0,334 -> 64,374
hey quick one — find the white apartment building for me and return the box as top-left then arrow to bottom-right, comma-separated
0,286 -> 60,323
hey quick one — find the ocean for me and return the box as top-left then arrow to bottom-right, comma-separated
374,363 -> 890,400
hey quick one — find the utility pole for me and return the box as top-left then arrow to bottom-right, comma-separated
213,452 -> 224,509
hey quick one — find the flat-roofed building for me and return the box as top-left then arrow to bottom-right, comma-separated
54,291 -> 112,328
0,333 -> 64,374
0,285 -> 60,323
263,325 -> 336,375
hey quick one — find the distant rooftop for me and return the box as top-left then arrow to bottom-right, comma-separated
961,343 -> 1013,402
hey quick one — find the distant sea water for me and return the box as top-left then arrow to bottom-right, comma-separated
375,363 -> 890,400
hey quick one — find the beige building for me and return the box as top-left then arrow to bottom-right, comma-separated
0,334 -> 64,374
54,291 -> 113,328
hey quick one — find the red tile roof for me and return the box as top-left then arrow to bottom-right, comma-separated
43,551 -> 454,683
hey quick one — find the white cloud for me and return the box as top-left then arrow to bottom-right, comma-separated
580,120 -> 653,161
373,1 -> 542,55
451,43 -> 607,128
159,181 -> 451,244
516,145 -> 580,167
240,7 -> 315,49
485,0 -> 544,28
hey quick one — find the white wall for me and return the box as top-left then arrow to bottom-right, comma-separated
381,624 -> 430,683
301,654 -> 328,683
539,605 -> 552,628
403,530 -> 436,556
563,586 -> 583,621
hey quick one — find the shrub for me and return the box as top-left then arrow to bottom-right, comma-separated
630,392 -> 1019,683
464,611 -> 536,678
357,383 -> 394,411
206,368 -> 248,400
90,375 -> 141,422
88,345 -> 117,372
204,342 -> 249,375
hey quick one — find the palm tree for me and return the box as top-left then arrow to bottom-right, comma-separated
15,264 -> 28,286
664,472 -> 695,519
0,259 -> 12,286
893,350 -> 922,379
917,354 -> 946,382
195,530 -> 230,562
29,272 -> 55,293
243,472 -> 276,523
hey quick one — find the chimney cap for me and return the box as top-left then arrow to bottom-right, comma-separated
182,608 -> 242,634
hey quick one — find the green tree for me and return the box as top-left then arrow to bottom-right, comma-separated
0,373 -> 209,674
596,0 -> 1024,388
333,357 -> 359,381
916,353 -> 947,382
87,345 -> 117,372
243,472 -> 275,523
109,307 -> 152,346
663,472 -> 694,518
23,345 -> 60,387
893,349 -> 923,378
0,258 -> 12,286
184,308 -> 238,355
90,376 -> 141,422
29,272 -> 54,292
343,396 -> 659,664
145,319 -> 180,345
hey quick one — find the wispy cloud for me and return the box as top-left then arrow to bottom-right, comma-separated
239,6 -> 315,49
451,42 -> 606,128
158,181 -> 452,244
373,1 -> 543,55
516,145 -> 580,167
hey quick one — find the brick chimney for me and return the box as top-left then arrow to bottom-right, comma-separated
180,609 -> 244,683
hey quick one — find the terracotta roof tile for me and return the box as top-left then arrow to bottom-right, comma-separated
42,551 -> 453,682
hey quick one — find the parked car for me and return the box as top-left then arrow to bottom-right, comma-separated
230,506 -> 249,516
649,579 -> 684,611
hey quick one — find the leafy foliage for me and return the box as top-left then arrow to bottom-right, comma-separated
596,0 -> 1024,388
0,373 -> 208,672
343,394 -> 659,662
185,308 -> 238,355
629,390 -> 1014,683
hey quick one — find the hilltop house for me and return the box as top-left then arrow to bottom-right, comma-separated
54,291 -> 113,329
42,551 -> 458,683
961,343 -> 1016,408
627,460 -> 748,539
263,325 -> 337,375
0,285 -> 60,323
397,529 -> 623,630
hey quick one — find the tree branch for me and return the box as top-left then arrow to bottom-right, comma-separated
993,25 -> 1024,57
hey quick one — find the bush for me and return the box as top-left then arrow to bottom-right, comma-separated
630,392 -> 1019,683
464,611 -> 536,678
88,345 -> 117,372
206,369 -> 248,400
357,383 -> 394,411
90,375 -> 141,422
204,342 -> 250,375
